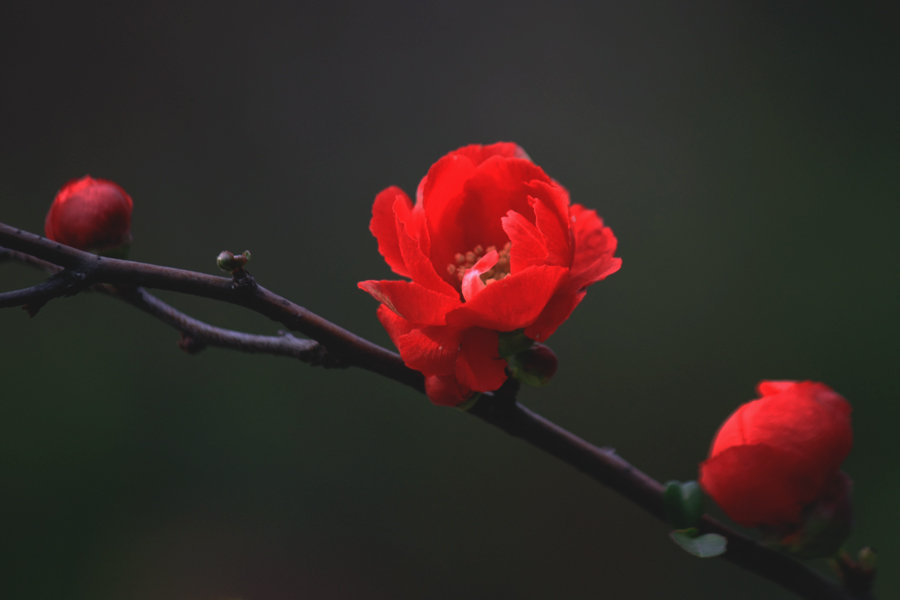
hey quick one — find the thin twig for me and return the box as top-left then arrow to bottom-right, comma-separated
107,285 -> 337,365
0,246 -> 61,271
0,273 -> 77,308
0,221 -> 872,600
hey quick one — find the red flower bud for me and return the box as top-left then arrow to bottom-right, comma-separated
699,381 -> 852,530
507,342 -> 559,387
359,143 -> 621,405
45,176 -> 133,252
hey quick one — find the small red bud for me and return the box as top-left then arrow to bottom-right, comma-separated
508,342 -> 558,387
45,175 -> 133,252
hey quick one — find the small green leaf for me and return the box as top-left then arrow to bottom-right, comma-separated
664,480 -> 703,529
669,529 -> 727,558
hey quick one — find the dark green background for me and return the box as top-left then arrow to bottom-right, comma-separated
2,2 -> 897,598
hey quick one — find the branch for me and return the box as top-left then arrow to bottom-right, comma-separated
0,271 -> 81,309
0,245 -> 61,271
0,222 -> 872,600
1,245 -> 337,364
0,222 -> 423,392
107,285 -> 336,364
470,389 -> 862,600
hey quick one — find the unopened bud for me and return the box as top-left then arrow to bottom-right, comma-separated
507,342 -> 558,387
216,250 -> 251,272
44,175 -> 133,254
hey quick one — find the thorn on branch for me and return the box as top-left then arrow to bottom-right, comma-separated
23,302 -> 43,317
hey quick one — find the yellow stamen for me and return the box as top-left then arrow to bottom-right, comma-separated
446,242 -> 512,286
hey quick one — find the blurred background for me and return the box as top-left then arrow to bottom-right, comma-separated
1,2 -> 897,598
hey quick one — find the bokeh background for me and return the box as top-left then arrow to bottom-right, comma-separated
2,2 -> 897,598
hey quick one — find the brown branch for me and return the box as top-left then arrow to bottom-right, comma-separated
0,221 -> 872,600
1,245 -> 337,365
0,272 -> 79,309
470,386 -> 862,600
0,246 -> 61,271
0,222 -> 423,392
106,285 -> 337,365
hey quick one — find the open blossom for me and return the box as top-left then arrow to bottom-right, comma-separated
359,143 -> 621,405
45,175 -> 133,252
699,381 -> 853,529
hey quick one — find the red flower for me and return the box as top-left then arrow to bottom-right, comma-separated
45,175 -> 133,252
699,381 -> 853,529
359,143 -> 621,405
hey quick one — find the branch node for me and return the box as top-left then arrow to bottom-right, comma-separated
311,344 -> 343,368
230,268 -> 257,291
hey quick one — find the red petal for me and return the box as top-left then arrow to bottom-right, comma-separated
729,385 -> 852,473
358,280 -> 460,325
425,374 -> 472,407
370,187 -> 412,278
453,142 -> 530,164
376,303 -> 413,338
502,210 -> 548,273
377,305 -> 461,377
417,143 -> 527,206
530,181 -> 573,266
757,381 -> 797,395
394,326 -> 460,375
568,204 -> 621,290
700,444 -> 816,527
570,256 -> 622,292
524,289 -> 585,342
446,265 -> 567,331
418,150 -> 477,231
461,249 -> 499,301
416,155 -> 477,277
453,158 -> 551,252
395,205 -> 457,296
455,328 -> 508,392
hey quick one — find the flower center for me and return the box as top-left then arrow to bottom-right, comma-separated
446,242 -> 512,286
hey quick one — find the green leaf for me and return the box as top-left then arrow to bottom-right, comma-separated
663,480 -> 703,529
669,529 -> 727,558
